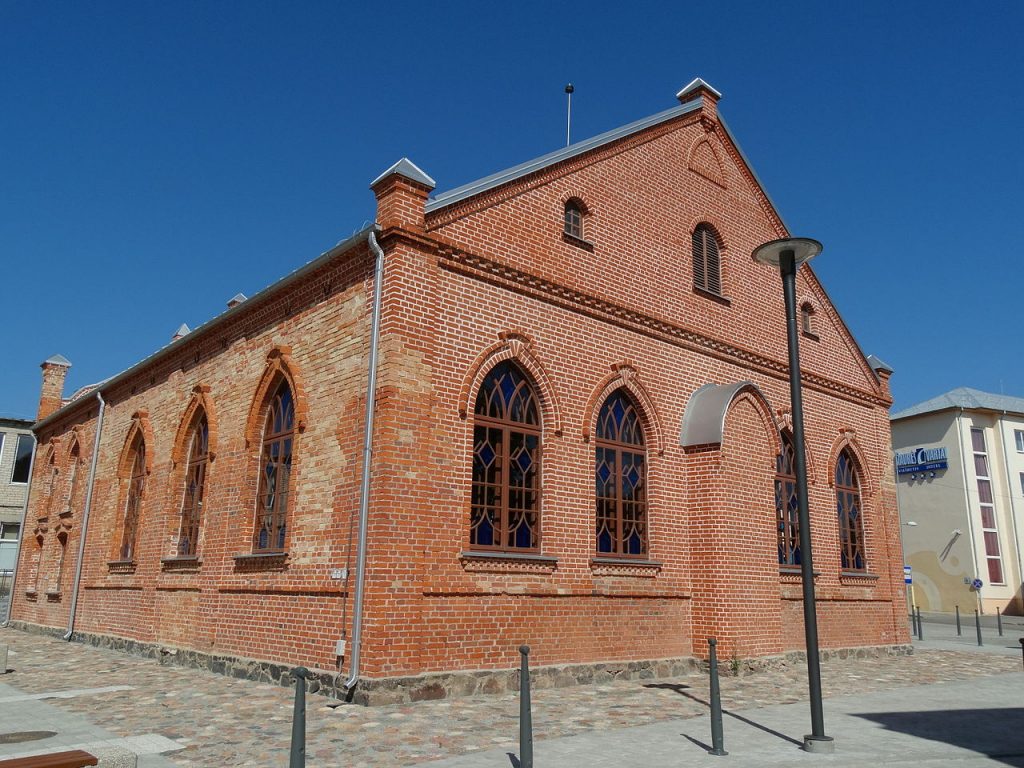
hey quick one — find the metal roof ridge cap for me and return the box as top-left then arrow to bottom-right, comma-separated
425,99 -> 704,213
32,224 -> 379,434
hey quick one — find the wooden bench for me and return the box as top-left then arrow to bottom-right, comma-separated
0,750 -> 98,768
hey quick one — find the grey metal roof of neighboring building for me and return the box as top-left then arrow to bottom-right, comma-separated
891,387 -> 1024,421
425,98 -> 705,213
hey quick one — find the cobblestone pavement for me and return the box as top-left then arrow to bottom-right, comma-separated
0,627 -> 1019,767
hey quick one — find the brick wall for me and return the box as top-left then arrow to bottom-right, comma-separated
13,89 -> 908,688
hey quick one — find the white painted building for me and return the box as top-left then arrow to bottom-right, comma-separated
892,388 -> 1024,615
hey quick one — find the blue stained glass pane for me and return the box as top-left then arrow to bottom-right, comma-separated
598,529 -> 612,553
515,522 -> 531,549
477,515 -> 494,546
277,524 -> 286,549
627,531 -> 641,555
517,450 -> 533,473
477,443 -> 495,468
612,397 -> 625,426
258,528 -> 268,549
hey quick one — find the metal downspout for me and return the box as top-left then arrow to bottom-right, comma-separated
1,436 -> 37,628
342,229 -> 384,692
64,391 -> 106,640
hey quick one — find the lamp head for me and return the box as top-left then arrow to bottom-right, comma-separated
752,237 -> 823,268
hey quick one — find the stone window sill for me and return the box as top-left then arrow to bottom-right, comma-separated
840,571 -> 880,581
161,556 -> 202,572
460,550 -> 557,574
107,559 -> 137,574
779,566 -> 821,579
562,231 -> 594,252
591,557 -> 662,578
233,551 -> 288,571
45,588 -> 61,601
693,286 -> 731,306
802,331 -> 820,342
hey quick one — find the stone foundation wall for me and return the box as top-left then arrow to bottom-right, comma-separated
7,620 -> 911,706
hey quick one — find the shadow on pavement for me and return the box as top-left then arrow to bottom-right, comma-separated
644,683 -> 802,748
854,708 -> 1024,767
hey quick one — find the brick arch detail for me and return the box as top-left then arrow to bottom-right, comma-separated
171,384 -> 219,465
560,191 -> 592,215
459,331 -> 563,436
774,409 -> 817,485
64,428 -> 84,464
117,410 -> 154,478
827,429 -> 875,495
722,386 -> 782,471
686,215 -> 730,254
581,362 -> 665,456
686,132 -> 726,188
245,345 -> 309,449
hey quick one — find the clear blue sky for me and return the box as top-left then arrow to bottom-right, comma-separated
3,1 -> 1022,420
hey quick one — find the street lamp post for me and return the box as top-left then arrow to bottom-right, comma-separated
752,237 -> 834,754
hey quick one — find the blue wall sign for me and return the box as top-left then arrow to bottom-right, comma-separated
895,446 -> 949,475
903,565 -> 912,584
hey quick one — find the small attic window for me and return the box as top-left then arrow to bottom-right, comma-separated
564,200 -> 585,240
800,303 -> 817,338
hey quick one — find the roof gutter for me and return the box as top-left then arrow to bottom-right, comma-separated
64,390 -> 106,640
341,228 -> 385,694
1,435 -> 37,628
33,225 -> 377,436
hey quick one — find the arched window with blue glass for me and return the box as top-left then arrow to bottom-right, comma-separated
595,388 -> 647,556
255,379 -> 294,553
776,432 -> 799,565
836,447 -> 866,571
471,361 -> 542,552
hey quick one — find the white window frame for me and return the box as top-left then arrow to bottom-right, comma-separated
1015,429 -> 1024,453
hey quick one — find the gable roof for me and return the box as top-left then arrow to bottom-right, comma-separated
426,99 -> 704,213
891,387 -> 1024,421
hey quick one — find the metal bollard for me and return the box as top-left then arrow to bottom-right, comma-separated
1019,638 -> 1023,670
955,605 -> 961,636
975,610 -> 983,647
0,644 -> 7,674
289,667 -> 309,768
916,606 -> 924,641
519,645 -> 533,768
707,638 -> 728,756
997,607 -> 1003,636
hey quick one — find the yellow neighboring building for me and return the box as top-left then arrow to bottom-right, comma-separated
893,388 -> 1024,615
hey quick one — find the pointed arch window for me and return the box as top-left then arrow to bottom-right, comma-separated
44,449 -> 59,517
692,223 -> 722,295
178,414 -> 209,557
836,448 -> 866,571
776,432 -> 800,565
65,442 -> 82,514
595,389 -> 647,556
471,361 -> 542,551
120,435 -> 146,561
255,379 -> 294,553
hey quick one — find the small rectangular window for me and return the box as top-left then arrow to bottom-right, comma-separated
1015,429 -> 1024,453
10,434 -> 34,484
1019,472 -> 1024,496
0,522 -> 19,540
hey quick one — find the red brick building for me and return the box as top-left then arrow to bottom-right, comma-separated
10,79 -> 908,703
